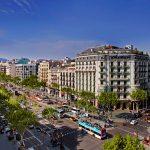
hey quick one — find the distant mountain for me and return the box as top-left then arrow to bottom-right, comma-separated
0,58 -> 7,62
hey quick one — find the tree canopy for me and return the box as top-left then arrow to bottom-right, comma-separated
42,107 -> 57,124
130,88 -> 148,110
21,75 -> 44,89
98,92 -> 118,111
103,134 -> 145,150
130,89 -> 147,102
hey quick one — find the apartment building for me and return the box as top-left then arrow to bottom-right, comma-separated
6,63 -> 16,77
0,62 -> 8,74
60,62 -> 75,89
38,62 -> 50,83
48,67 -> 61,86
75,45 -> 150,109
59,62 -> 75,99
15,63 -> 37,80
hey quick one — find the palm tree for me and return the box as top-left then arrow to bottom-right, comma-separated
42,107 -> 57,126
6,109 -> 37,147
130,88 -> 148,111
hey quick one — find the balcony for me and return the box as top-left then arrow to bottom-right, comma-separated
112,71 -> 130,75
99,71 -> 106,74
110,77 -> 129,81
110,84 -> 130,88
99,65 -> 106,68
110,65 -> 130,69
99,78 -> 105,80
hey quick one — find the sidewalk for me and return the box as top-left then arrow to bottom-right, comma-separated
0,133 -> 18,150
111,109 -> 131,123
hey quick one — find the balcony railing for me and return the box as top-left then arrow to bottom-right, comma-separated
110,77 -> 129,81
110,84 -> 130,87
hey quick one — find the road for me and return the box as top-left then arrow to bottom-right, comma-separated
3,83 -> 150,150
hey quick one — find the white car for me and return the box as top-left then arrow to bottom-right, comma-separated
130,120 -> 138,125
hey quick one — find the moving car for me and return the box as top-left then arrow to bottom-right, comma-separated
68,117 -> 78,121
130,120 -> 138,125
29,125 -> 34,129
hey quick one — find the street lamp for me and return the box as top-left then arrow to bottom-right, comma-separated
136,126 -> 138,138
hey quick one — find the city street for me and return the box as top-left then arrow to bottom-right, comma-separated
2,83 -> 150,150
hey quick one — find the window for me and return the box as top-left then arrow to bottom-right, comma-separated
111,62 -> 113,66
101,81 -> 103,85
101,62 -> 103,66
124,62 -> 127,66
101,75 -> 103,79
117,75 -> 120,78
124,94 -> 127,98
118,62 -> 120,66
117,81 -> 120,85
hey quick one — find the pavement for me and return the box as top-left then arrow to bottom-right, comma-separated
3,83 -> 150,150
0,133 -> 18,150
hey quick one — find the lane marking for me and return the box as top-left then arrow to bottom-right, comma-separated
23,136 -> 34,141
27,129 -> 43,144
116,127 -> 143,139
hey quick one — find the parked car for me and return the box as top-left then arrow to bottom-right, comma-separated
29,125 -> 34,129
144,110 -> 150,116
35,126 -> 42,132
130,120 -> 138,125
8,133 -> 14,140
5,127 -> 11,133
16,133 -> 21,141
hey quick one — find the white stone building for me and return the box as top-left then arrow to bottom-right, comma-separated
15,63 -> 37,80
75,45 -> 150,109
6,63 -> 16,77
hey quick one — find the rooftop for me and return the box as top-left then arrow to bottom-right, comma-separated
77,45 -> 148,56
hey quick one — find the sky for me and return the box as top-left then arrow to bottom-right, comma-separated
0,0 -> 150,59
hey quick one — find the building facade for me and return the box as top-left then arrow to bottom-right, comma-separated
38,62 -> 50,83
0,62 -> 8,74
6,63 -> 16,77
15,63 -> 37,80
75,45 -> 150,109
48,67 -> 61,86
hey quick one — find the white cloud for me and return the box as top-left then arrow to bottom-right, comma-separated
13,0 -> 24,7
13,0 -> 32,14
0,9 -> 9,14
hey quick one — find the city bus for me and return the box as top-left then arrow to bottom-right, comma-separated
78,121 -> 107,140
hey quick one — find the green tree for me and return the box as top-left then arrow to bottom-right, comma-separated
21,75 -> 42,89
98,92 -> 118,118
51,83 -> 60,97
0,87 -> 12,112
6,109 -> 37,147
76,91 -> 96,113
40,80 -> 47,91
103,134 -> 145,150
0,73 -> 12,82
130,88 -> 148,111
42,107 -> 57,126
12,76 -> 21,85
